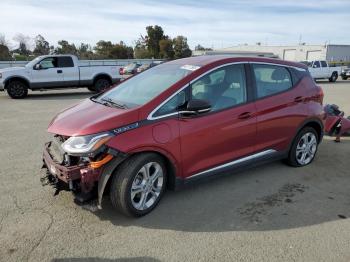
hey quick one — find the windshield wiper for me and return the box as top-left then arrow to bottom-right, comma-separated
101,98 -> 128,109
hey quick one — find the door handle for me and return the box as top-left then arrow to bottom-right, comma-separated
57,70 -> 62,74
238,112 -> 252,119
294,96 -> 304,103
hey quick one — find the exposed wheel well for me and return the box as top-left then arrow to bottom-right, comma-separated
5,77 -> 30,89
93,74 -> 112,85
302,121 -> 323,143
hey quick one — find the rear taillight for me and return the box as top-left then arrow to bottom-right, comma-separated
316,86 -> 324,104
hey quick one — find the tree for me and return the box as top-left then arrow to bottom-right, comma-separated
0,34 -> 11,60
194,44 -> 212,51
159,38 -> 174,59
173,36 -> 192,59
145,25 -> 165,58
134,37 -> 150,59
55,40 -> 77,55
13,33 -> 32,56
94,40 -> 134,59
77,43 -> 94,59
33,35 -> 50,56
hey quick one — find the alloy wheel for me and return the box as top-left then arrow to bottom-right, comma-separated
130,162 -> 164,211
295,132 -> 317,165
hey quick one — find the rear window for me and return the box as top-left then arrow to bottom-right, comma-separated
253,64 -> 293,98
58,57 -> 74,67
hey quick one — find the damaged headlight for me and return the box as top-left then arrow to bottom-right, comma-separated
62,132 -> 114,155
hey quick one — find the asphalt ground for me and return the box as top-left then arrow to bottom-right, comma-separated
0,79 -> 349,262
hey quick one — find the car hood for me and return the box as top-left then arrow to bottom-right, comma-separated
48,98 -> 140,137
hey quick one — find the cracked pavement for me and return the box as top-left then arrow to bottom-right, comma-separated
0,81 -> 350,262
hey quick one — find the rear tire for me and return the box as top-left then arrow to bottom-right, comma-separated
341,76 -> 348,80
94,78 -> 111,93
7,80 -> 28,99
87,86 -> 97,93
109,153 -> 167,217
286,127 -> 319,167
329,72 -> 338,82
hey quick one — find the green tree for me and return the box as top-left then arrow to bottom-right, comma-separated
0,44 -> 11,60
145,25 -> 165,58
94,40 -> 114,58
134,37 -> 150,59
159,38 -> 174,59
77,43 -> 94,59
55,40 -> 77,55
194,44 -> 212,51
13,33 -> 32,56
33,35 -> 50,56
173,36 -> 192,59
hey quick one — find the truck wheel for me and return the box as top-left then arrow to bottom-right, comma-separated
329,72 -> 338,82
285,127 -> 319,167
7,80 -> 28,99
341,76 -> 348,80
94,78 -> 111,93
109,153 -> 167,217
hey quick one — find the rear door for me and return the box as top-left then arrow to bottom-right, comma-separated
252,63 -> 310,153
320,60 -> 329,78
311,61 -> 321,78
177,63 -> 257,178
57,56 -> 79,86
31,57 -> 64,88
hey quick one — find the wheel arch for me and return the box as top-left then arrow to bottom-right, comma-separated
4,76 -> 31,89
93,73 -> 112,85
292,118 -> 324,148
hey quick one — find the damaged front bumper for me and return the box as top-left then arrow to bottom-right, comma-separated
40,142 -> 127,208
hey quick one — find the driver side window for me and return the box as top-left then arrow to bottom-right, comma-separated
39,57 -> 58,69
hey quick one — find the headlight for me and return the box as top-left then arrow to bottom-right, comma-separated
61,132 -> 114,155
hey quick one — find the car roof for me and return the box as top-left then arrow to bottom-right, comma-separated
167,55 -> 307,70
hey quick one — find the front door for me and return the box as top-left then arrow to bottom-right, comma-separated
179,63 -> 257,178
32,57 -> 64,88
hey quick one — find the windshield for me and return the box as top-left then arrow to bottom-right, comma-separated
26,56 -> 43,68
97,63 -> 195,108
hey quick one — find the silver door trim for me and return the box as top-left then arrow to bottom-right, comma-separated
186,149 -> 277,180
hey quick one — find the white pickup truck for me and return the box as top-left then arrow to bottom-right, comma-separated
0,55 -> 121,98
305,60 -> 342,82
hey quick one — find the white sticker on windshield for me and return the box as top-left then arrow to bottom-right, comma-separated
181,65 -> 200,71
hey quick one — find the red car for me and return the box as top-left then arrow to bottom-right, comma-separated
41,56 -> 325,217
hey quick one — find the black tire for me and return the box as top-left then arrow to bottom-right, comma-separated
286,127 -> 319,167
94,78 -> 111,93
109,153 -> 167,217
7,80 -> 28,99
341,76 -> 348,80
329,72 -> 338,82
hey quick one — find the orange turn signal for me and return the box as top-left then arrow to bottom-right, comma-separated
90,154 -> 113,169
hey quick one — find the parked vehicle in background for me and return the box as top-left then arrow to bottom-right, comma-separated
303,60 -> 342,82
0,55 -> 120,99
120,63 -> 141,75
41,56 -> 324,217
340,66 -> 350,80
136,63 -> 158,73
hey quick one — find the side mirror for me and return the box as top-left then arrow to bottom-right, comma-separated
34,64 -> 42,70
179,99 -> 211,116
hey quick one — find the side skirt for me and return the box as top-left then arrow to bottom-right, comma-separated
174,149 -> 287,188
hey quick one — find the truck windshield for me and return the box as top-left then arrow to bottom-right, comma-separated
96,63 -> 195,108
25,57 -> 43,68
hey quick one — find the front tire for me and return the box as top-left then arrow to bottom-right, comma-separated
109,153 -> 167,217
341,76 -> 348,80
286,127 -> 319,167
7,80 -> 28,99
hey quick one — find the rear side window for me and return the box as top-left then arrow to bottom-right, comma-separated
253,64 -> 292,98
320,61 -> 327,67
58,57 -> 74,67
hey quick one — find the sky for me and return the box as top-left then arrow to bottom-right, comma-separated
0,0 -> 349,50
